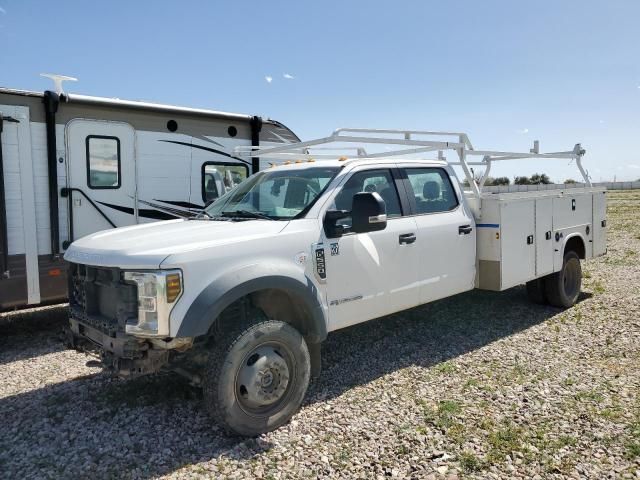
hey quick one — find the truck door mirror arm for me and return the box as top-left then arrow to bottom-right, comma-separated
323,210 -> 350,238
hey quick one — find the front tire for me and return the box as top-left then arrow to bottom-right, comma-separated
545,251 -> 582,308
203,317 -> 310,437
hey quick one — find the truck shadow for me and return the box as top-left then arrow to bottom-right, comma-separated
0,288 -> 589,479
0,304 -> 69,365
307,287 -> 591,405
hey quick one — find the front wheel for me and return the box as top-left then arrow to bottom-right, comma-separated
203,318 -> 310,436
545,251 -> 582,308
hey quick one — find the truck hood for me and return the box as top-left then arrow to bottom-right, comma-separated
64,219 -> 289,269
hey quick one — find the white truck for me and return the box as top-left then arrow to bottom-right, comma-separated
65,129 -> 607,436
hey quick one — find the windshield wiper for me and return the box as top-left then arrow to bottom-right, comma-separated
192,211 -> 234,221
221,210 -> 275,220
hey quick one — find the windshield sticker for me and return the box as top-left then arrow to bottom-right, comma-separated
330,242 -> 340,256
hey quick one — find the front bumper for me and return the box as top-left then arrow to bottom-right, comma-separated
68,317 -> 170,376
66,263 -> 194,377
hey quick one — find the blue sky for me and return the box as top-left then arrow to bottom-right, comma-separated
1,0 -> 639,182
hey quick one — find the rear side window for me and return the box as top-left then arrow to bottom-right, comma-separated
86,136 -> 120,189
404,168 -> 458,214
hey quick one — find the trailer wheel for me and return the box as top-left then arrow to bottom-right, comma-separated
203,315 -> 310,437
525,278 -> 547,305
545,250 -> 582,308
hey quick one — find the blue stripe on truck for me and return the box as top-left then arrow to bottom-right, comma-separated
476,223 -> 500,228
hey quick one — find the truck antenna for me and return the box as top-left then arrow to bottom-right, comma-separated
40,73 -> 78,95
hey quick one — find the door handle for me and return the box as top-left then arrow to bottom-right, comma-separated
399,233 -> 416,245
458,225 -> 473,235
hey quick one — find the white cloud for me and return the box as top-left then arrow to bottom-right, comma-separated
283,73 -> 295,80
628,164 -> 640,169
517,128 -> 529,134
0,6 -> 6,14
599,119 -> 604,124
264,76 -> 273,84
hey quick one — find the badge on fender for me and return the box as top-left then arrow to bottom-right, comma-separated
314,245 -> 326,281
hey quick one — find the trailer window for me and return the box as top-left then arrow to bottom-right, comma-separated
202,162 -> 249,203
86,136 -> 121,189
404,168 -> 458,214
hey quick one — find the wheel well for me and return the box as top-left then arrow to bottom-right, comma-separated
250,289 -> 314,339
207,289 -> 324,376
209,289 -> 320,343
565,235 -> 585,259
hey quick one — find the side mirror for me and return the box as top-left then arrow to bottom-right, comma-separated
323,209 -> 349,238
323,192 -> 387,238
351,192 -> 387,234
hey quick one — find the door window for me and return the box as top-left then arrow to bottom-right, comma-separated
332,169 -> 402,228
404,168 -> 458,214
86,136 -> 121,189
202,162 -> 249,203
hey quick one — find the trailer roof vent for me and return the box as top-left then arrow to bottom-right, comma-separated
40,73 -> 78,95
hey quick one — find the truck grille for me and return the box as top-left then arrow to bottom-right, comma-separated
68,263 -> 138,337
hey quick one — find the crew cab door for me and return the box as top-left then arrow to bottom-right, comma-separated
399,166 -> 476,303
66,120 -> 136,241
320,166 -> 420,331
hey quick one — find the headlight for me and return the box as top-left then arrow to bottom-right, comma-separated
123,270 -> 183,337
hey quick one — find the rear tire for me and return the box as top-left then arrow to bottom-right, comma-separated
545,251 -> 582,308
203,315 -> 310,437
526,278 -> 547,304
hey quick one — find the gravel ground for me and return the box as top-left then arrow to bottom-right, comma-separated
1,190 -> 639,479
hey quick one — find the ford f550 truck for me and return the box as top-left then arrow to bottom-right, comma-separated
65,129 -> 607,436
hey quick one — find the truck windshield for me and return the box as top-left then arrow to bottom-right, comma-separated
202,166 -> 340,220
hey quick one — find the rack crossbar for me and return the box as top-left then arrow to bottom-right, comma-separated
234,127 -> 591,197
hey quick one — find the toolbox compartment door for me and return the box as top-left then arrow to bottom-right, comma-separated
535,197 -> 554,277
592,191 -> 607,257
500,200 -> 535,289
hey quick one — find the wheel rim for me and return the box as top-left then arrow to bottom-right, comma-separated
235,342 -> 294,415
562,258 -> 580,300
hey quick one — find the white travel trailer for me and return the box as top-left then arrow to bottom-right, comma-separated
0,78 -> 298,310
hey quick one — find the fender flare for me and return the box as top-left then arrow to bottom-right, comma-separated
176,267 -> 327,343
561,232 -> 586,259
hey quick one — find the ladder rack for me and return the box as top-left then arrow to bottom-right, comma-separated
234,128 -> 590,198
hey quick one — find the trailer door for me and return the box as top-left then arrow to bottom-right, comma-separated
66,120 -> 136,241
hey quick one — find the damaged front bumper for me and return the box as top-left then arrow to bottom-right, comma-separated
66,262 -> 192,377
68,317 -> 193,377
